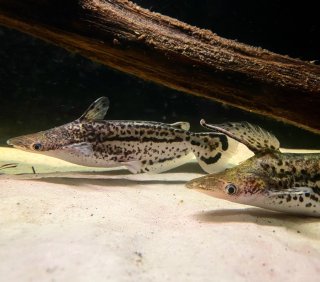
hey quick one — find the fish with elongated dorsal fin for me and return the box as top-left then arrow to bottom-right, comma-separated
199,119 -> 280,153
7,98 -> 239,174
187,120 -> 320,217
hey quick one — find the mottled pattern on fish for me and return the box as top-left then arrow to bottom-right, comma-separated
200,119 -> 280,153
187,120 -> 320,217
7,97 -> 238,174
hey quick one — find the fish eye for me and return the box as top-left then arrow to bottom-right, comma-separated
32,143 -> 43,151
225,183 -> 237,195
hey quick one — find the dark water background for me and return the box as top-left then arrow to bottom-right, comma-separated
0,0 -> 319,148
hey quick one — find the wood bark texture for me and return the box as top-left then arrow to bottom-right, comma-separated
0,0 -> 319,133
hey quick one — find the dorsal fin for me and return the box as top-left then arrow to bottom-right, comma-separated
200,119 -> 280,154
79,97 -> 110,122
169,122 -> 190,131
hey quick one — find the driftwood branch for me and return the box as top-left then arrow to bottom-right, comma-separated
0,0 -> 319,133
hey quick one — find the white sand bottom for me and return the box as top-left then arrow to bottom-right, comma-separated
0,147 -> 320,282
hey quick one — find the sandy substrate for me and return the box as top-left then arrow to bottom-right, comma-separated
0,147 -> 320,282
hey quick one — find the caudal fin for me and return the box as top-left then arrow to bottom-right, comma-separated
190,132 -> 239,173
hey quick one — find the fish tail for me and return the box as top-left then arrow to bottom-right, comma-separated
189,132 -> 239,173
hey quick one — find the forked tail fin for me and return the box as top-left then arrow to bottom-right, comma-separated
190,132 -> 239,173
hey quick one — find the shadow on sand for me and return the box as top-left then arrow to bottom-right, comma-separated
195,208 -> 320,239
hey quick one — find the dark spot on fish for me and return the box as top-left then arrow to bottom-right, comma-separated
299,196 -> 304,202
218,135 -> 228,151
310,174 -> 320,183
260,163 -> 270,171
158,157 -> 174,163
310,195 -> 319,202
306,203 -> 312,208
314,187 -> 320,195
191,140 -> 201,146
200,153 -> 221,165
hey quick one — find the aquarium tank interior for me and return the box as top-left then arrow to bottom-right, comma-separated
0,1 -> 319,282
0,0 -> 319,148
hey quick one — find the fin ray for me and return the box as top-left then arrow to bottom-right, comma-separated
62,142 -> 93,156
124,161 -> 143,174
200,120 -> 280,154
79,97 -> 110,121
268,187 -> 316,196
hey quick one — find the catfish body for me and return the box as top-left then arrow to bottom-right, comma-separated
7,97 -> 238,174
187,121 -> 320,217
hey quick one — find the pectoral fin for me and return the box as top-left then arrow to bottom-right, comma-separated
62,142 -> 94,157
264,187 -> 320,216
268,187 -> 315,196
267,186 -> 320,205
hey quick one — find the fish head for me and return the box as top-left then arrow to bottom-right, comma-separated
7,97 -> 111,165
186,168 -> 269,205
7,124 -> 76,154
7,122 -> 98,166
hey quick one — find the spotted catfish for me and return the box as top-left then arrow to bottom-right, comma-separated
7,98 -> 238,174
187,120 -> 320,217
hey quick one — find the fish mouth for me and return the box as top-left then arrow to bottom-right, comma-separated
7,138 -> 19,147
186,179 -> 199,189
186,176 -> 209,190
186,175 -> 226,191
6,137 -> 30,150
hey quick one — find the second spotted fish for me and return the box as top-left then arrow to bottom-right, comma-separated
7,97 -> 238,174
187,120 -> 320,217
